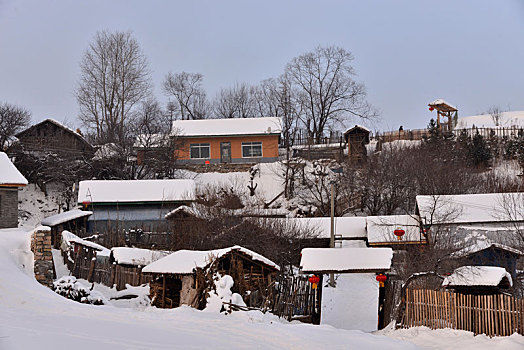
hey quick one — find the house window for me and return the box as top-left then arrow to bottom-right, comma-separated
242,142 -> 262,158
190,143 -> 210,159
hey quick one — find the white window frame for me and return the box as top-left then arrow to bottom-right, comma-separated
242,142 -> 263,158
189,143 -> 211,159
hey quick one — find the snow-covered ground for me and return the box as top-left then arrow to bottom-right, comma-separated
1,227 -> 522,349
0,227 -> 415,349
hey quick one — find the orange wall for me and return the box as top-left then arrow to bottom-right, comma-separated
175,135 -> 279,160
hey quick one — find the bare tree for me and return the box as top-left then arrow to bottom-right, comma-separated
131,98 -> 185,179
163,72 -> 210,120
0,102 -> 31,150
487,105 -> 504,127
285,46 -> 376,143
213,82 -> 256,119
76,30 -> 152,146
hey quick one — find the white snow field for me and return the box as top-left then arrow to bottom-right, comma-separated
1,228 -> 523,349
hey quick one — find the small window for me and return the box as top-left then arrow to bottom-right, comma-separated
190,143 -> 210,159
242,142 -> 262,158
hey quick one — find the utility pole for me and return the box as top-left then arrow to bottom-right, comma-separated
329,180 -> 336,287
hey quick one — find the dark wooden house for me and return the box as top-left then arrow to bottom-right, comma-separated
344,125 -> 370,164
0,152 -> 28,228
143,246 -> 279,309
15,118 -> 94,158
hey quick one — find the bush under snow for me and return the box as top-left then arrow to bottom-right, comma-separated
53,276 -> 107,305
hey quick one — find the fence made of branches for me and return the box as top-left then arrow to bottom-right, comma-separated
402,288 -> 524,337
271,273 -> 319,323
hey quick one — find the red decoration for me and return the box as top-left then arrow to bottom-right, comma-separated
376,274 -> 387,287
394,228 -> 405,241
82,201 -> 91,207
308,275 -> 320,284
429,106 -> 434,111
205,160 -> 210,164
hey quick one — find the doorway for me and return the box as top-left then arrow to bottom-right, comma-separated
220,142 -> 231,163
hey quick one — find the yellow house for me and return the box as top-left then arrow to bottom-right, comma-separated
173,117 -> 281,164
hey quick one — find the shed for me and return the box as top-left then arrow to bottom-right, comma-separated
0,152 -> 28,228
442,265 -> 512,295
143,246 -> 279,309
344,125 -> 370,164
41,209 -> 92,248
450,241 -> 522,280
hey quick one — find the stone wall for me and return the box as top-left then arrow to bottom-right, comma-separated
0,187 -> 19,229
31,226 -> 55,288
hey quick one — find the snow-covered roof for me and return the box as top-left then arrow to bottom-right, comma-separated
41,209 -> 92,226
442,266 -> 512,287
164,205 -> 201,219
345,124 -> 371,134
172,117 -> 281,137
111,247 -> 171,266
279,217 -> 367,239
367,215 -> 424,244
143,245 -> 279,274
78,179 -> 196,204
133,134 -> 171,149
0,152 -> 28,186
429,99 -> 457,111
451,241 -> 523,258
455,111 -> 524,129
300,247 -> 393,273
61,230 -> 110,257
416,193 -> 524,225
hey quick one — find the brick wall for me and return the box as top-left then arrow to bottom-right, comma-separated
0,187 -> 19,229
31,226 -> 55,288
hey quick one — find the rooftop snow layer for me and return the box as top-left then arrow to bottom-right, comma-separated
429,99 -> 457,111
442,266 -> 512,287
451,241 -> 523,258
78,179 -> 195,204
41,209 -> 92,226
61,230 -> 110,256
172,117 -> 281,137
280,217 -> 367,239
111,247 -> 170,266
367,215 -> 424,244
455,111 -> 524,129
143,245 -> 279,274
300,247 -> 393,273
416,193 -> 524,225
0,152 -> 28,186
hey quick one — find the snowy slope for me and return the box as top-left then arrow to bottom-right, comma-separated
0,227 -> 419,350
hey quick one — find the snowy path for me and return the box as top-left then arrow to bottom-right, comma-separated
0,228 -> 414,350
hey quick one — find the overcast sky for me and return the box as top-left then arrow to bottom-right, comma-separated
1,0 -> 523,132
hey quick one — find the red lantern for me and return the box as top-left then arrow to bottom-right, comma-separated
205,160 -> 210,164
376,274 -> 387,287
308,275 -> 320,284
394,228 -> 405,241
82,200 -> 91,208
429,106 -> 434,111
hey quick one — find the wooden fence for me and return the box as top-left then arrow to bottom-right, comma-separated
271,274 -> 320,323
62,245 -> 153,290
403,288 -> 524,337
